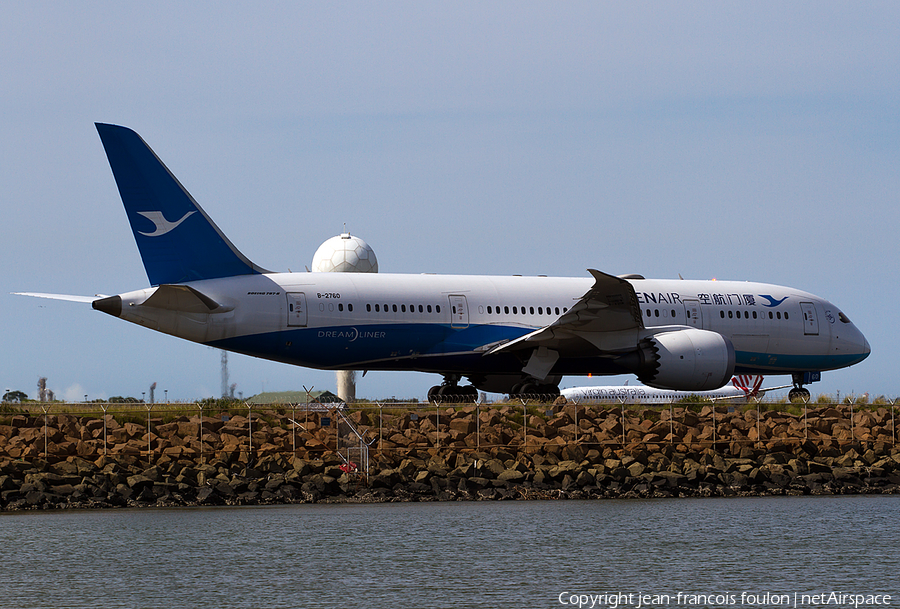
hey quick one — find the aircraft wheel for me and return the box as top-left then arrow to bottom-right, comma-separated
519,382 -> 540,399
789,388 -> 811,402
428,386 -> 442,402
539,384 -> 561,402
460,385 -> 479,402
437,384 -> 461,402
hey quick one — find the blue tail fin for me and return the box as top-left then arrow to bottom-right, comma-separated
96,123 -> 268,286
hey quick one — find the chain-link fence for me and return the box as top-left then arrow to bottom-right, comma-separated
1,399 -> 896,468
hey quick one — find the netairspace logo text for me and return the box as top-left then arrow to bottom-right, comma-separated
557,591 -> 893,608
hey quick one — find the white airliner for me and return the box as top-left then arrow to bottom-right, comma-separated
561,375 -> 790,404
16,124 -> 870,402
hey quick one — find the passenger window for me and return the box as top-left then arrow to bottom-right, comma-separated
338,303 -> 344,312
728,311 -> 733,319
744,311 -> 749,319
647,309 -> 652,317
505,306 -> 510,314
375,304 -> 380,312
776,312 -> 781,319
487,306 -> 492,314
427,305 -> 432,313
538,307 -> 543,315
720,311 -> 725,318
784,312 -> 789,320
530,307 -> 535,315
556,307 -> 560,315
348,304 -> 353,312
401,304 -> 406,313
671,309 -> 676,317
752,311 -> 757,319
419,305 -> 424,313
436,305 -> 441,313
654,309 -> 660,317
512,306 -> 518,314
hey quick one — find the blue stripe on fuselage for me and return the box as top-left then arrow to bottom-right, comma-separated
205,321 -> 868,376
207,322 -> 531,370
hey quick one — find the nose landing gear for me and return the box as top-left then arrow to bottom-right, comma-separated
789,372 -> 815,401
788,386 -> 811,401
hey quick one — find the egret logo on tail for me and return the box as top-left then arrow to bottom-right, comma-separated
759,295 -> 788,307
136,211 -> 196,237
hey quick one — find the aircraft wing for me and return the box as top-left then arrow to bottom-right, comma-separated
485,269 -> 643,377
13,292 -> 104,303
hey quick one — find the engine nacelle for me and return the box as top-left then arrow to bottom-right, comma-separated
634,328 -> 735,391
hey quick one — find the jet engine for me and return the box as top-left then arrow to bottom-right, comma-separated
626,328 -> 735,391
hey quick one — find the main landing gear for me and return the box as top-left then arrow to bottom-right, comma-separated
788,372 -> 814,402
427,376 -> 479,403
508,380 -> 560,402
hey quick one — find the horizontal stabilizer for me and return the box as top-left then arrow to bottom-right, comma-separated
13,292 -> 103,303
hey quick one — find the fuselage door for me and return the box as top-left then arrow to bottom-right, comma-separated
286,292 -> 308,327
449,294 -> 469,329
683,299 -> 703,329
800,301 -> 819,335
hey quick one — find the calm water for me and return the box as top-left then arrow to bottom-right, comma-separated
0,496 -> 897,608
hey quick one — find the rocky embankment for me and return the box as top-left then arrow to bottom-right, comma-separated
1,404 -> 898,510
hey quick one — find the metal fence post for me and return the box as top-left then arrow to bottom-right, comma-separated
196,403 -> 204,463
804,402 -> 808,442
246,403 -> 252,460
100,404 -> 109,455
756,403 -> 761,449
892,400 -> 896,445
291,403 -> 297,454
523,402 -> 528,450
574,401 -> 578,444
303,385 -> 313,430
712,404 -> 716,446
476,402 -> 480,451
41,404 -> 50,459
378,402 -> 383,452
669,403 -> 674,445
145,403 -> 154,463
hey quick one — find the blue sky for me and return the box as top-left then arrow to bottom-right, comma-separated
2,3 -> 897,402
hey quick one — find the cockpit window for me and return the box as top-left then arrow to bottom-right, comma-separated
839,312 -> 851,323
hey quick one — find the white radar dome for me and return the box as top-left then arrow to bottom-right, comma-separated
311,233 -> 378,273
